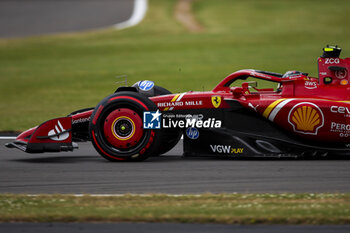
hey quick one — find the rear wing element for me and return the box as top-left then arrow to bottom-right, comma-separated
5,117 -> 78,153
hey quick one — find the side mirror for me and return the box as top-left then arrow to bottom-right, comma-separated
246,81 -> 258,88
242,81 -> 258,93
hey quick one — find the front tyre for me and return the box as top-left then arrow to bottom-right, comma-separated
133,84 -> 182,156
89,92 -> 160,162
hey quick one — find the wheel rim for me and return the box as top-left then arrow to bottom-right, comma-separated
112,117 -> 135,140
103,108 -> 143,149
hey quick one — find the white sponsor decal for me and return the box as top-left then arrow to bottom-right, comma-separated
248,103 -> 259,112
48,120 -> 69,141
72,117 -> 90,124
330,106 -> 350,117
330,122 -> 350,137
325,58 -> 340,64
157,100 -> 202,108
330,122 -> 350,131
158,102 -> 183,107
210,145 -> 244,154
305,81 -> 318,89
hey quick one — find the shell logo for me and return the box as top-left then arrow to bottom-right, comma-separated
288,102 -> 324,135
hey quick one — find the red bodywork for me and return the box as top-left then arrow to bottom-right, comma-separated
150,56 -> 350,143
12,47 -> 350,150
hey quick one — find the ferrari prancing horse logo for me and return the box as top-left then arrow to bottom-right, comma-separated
211,96 -> 221,108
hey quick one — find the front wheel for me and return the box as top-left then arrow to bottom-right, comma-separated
89,92 -> 160,162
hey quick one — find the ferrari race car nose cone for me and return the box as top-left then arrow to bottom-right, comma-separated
103,108 -> 143,149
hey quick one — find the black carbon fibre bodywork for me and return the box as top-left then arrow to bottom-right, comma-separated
177,101 -> 350,158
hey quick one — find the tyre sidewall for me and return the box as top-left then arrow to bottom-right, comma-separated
89,92 -> 161,161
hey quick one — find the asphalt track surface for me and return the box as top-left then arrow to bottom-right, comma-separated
4,143 -> 350,233
0,0 -> 133,38
1,139 -> 350,194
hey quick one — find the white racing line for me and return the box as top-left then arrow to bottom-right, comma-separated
114,0 -> 148,29
0,136 -> 16,140
0,1 -> 147,139
27,194 -> 206,197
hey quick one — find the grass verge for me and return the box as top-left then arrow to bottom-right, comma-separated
0,193 -> 349,224
1,0 -> 350,130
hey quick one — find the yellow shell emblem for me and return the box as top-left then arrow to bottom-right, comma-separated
211,96 -> 221,108
292,106 -> 320,131
288,103 -> 324,135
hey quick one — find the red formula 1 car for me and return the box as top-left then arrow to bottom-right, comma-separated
6,45 -> 350,161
